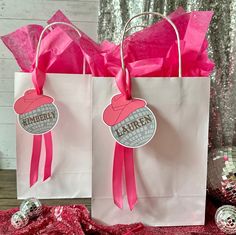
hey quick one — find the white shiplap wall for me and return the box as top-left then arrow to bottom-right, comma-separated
0,0 -> 98,169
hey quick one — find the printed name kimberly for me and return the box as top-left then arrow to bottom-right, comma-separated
21,111 -> 56,126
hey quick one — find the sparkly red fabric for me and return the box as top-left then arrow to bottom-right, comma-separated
0,201 -> 225,235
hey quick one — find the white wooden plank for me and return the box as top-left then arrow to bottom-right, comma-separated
0,42 -> 14,60
0,0 -> 98,22
0,79 -> 14,91
0,58 -> 18,78
0,19 -> 97,36
0,92 -> 14,106
0,158 -> 16,169
0,107 -> 15,123
1,20 -> 97,59
0,124 -> 16,158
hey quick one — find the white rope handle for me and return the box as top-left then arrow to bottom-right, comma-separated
120,12 -> 182,78
35,22 -> 86,74
125,25 -> 146,33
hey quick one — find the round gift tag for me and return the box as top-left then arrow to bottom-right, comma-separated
103,94 -> 157,148
14,89 -> 59,135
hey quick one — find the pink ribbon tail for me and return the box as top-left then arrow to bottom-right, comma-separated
43,131 -> 53,181
113,142 -> 124,208
124,147 -> 137,210
113,143 -> 137,210
30,135 -> 42,187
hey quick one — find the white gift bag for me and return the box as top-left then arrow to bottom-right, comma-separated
14,22 -> 92,199
92,13 -> 210,226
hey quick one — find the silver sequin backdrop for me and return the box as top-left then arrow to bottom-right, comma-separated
98,0 -> 236,150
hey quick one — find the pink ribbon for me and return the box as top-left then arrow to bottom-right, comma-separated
30,135 -> 42,187
113,68 -> 137,210
43,132 -> 53,181
32,67 -> 46,96
29,68 -> 53,187
116,68 -> 132,99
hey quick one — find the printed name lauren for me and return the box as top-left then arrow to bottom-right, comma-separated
114,114 -> 152,137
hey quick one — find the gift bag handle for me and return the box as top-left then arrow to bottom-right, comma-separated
120,12 -> 182,78
125,25 -> 146,33
35,22 -> 86,75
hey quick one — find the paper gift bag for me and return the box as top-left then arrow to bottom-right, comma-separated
14,22 -> 92,199
91,12 -> 210,226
